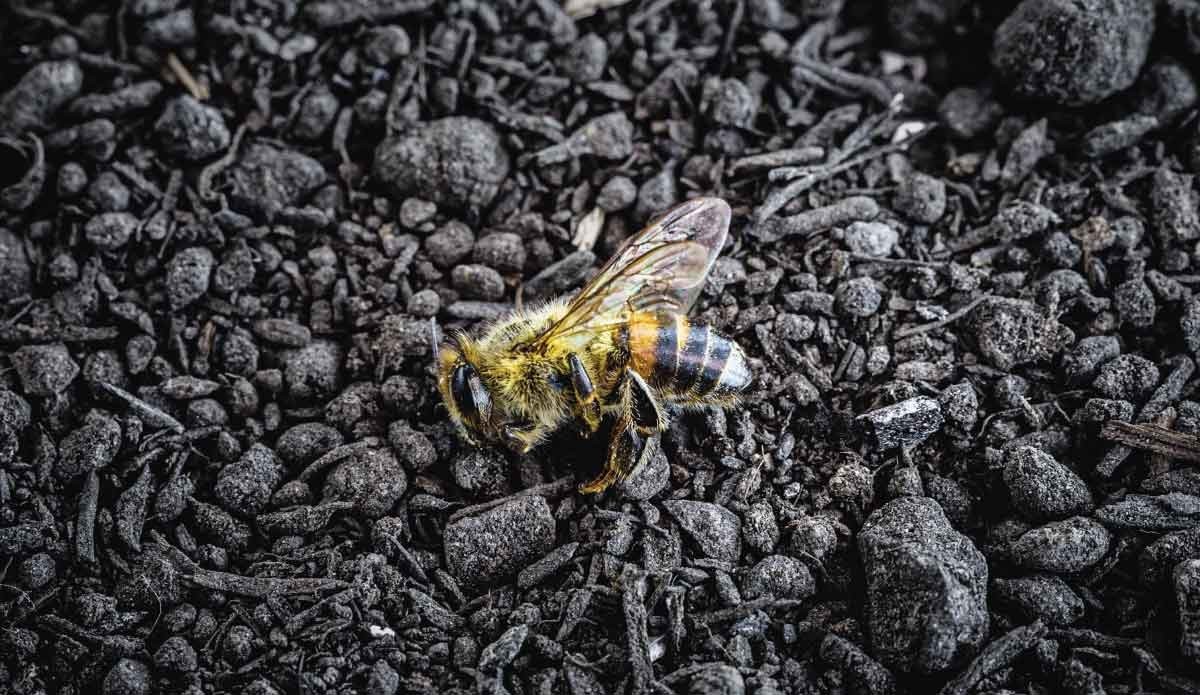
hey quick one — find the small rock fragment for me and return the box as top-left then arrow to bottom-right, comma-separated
229,142 -> 328,220
322,448 -> 407,518
0,228 -> 33,300
856,396 -> 944,451
11,343 -> 79,396
741,555 -> 816,599
893,172 -> 945,224
155,95 -> 231,161
102,658 -> 152,695
57,411 -> 121,480
970,298 -> 1074,370
1152,166 -> 1200,245
374,117 -> 510,210
281,340 -> 344,403
1095,493 -> 1200,531
1139,527 -> 1200,588
1061,336 -> 1120,386
993,574 -> 1085,625
937,86 -> 1003,140
1177,559 -> 1200,664
844,221 -> 899,257
166,247 -> 214,309
443,496 -> 556,589
1002,446 -> 1093,522
663,500 -> 742,562
1010,516 -> 1111,573
0,60 -> 84,135
1092,354 -> 1159,402
991,0 -> 1155,106
858,497 -> 988,673
215,444 -> 284,518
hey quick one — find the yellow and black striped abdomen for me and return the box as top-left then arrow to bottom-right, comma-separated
627,313 -> 750,401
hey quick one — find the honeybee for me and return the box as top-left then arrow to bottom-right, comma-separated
435,197 -> 751,494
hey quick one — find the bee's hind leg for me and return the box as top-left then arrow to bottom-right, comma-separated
625,368 -> 665,435
568,353 -> 602,434
578,411 -> 646,494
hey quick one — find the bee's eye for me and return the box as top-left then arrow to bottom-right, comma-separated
451,363 -> 490,420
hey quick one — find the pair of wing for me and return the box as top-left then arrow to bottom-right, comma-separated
525,197 -> 732,353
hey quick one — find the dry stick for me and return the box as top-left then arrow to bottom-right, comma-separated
1100,421 -> 1200,464
166,53 -> 209,101
1097,356 -> 1196,477
622,571 -> 653,695
297,437 -> 384,483
98,381 -> 185,433
754,196 -> 879,242
792,55 -> 893,106
76,472 -> 100,564
893,294 -> 993,339
939,621 -> 1048,695
757,137 -> 917,221
728,147 -> 826,176
187,568 -> 347,598
849,253 -> 947,269
198,122 -> 248,201
447,476 -> 576,524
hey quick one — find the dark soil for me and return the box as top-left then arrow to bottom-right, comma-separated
2,1 -> 1200,694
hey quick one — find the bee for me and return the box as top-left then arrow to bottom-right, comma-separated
435,197 -> 751,494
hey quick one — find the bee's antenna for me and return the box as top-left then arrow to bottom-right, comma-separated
428,317 -> 443,360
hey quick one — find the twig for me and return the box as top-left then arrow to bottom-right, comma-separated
849,254 -> 947,269
98,381 -> 185,433
791,56 -> 894,106
1100,421 -> 1200,464
1098,357 -> 1196,477
756,135 -> 917,221
297,438 -> 385,483
448,476 -> 576,524
166,53 -> 209,100
728,147 -> 826,176
198,122 -> 248,202
894,294 -> 992,339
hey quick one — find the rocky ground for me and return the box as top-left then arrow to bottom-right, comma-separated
2,0 -> 1200,693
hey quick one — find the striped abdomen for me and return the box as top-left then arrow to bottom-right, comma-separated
626,313 -> 750,401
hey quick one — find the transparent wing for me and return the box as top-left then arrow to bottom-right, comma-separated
526,197 -> 731,351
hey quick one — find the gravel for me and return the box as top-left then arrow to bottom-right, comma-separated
373,117 -> 511,210
443,496 -> 556,590
858,497 -> 988,673
991,0 -> 1156,106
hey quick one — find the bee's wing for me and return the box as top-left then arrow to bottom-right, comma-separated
527,197 -> 731,351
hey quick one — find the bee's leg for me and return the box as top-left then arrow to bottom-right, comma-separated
501,421 -> 539,454
567,353 -> 602,434
625,368 -> 665,436
578,410 -> 645,495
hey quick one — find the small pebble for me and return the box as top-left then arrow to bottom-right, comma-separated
443,496 -> 556,590
1002,446 -> 1093,522
11,343 -> 79,396
102,658 -> 152,695
991,0 -> 1155,106
1010,516 -> 1111,573
154,95 -> 229,162
858,496 -> 988,673
742,555 -> 816,599
663,500 -> 742,562
893,172 -> 946,224
1092,354 -> 1160,402
374,117 -> 510,210
993,574 -> 1085,626
856,396 -> 944,451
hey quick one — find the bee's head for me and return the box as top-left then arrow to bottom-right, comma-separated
435,335 -> 493,445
